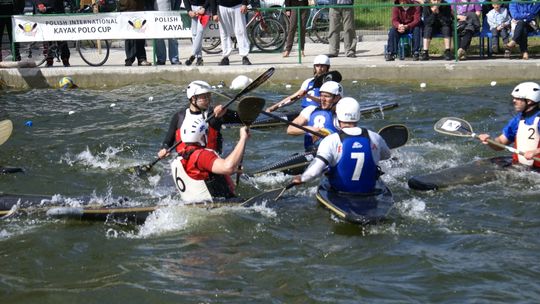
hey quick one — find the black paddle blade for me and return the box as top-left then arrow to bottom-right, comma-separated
313,71 -> 343,88
378,124 -> 409,149
237,97 -> 266,126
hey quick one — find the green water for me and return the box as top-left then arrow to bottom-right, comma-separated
1,81 -> 539,303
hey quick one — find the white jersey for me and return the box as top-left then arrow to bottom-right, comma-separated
301,127 -> 391,182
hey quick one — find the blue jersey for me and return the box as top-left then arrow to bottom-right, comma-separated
304,107 -> 338,151
301,79 -> 320,108
327,129 -> 378,193
502,110 -> 540,143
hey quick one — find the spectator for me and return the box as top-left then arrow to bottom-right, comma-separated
507,0 -> 540,60
385,0 -> 422,61
421,0 -> 453,61
326,0 -> 356,58
30,0 -> 71,66
154,0 -> 181,65
118,0 -> 152,66
486,0 -> 511,56
184,0 -> 214,66
214,0 -> 252,65
455,0 -> 481,60
0,0 -> 24,62
282,0 -> 309,58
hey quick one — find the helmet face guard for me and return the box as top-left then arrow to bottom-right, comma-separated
186,81 -> 211,100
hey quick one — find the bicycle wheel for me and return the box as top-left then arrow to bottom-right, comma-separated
21,42 -> 47,66
312,8 -> 330,44
200,37 -> 222,54
77,40 -> 110,66
269,6 -> 290,33
250,17 -> 286,52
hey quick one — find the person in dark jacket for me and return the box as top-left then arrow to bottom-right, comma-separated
421,0 -> 453,61
0,0 -> 24,62
118,0 -> 152,66
30,0 -> 71,66
385,0 -> 422,61
282,0 -> 309,58
506,0 -> 540,60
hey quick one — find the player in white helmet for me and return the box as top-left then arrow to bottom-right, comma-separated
170,118 -> 250,201
266,54 -> 334,112
292,97 -> 391,193
157,80 -> 238,160
286,81 -> 343,151
478,82 -> 540,167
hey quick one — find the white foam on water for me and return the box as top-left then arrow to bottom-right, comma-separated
60,146 -> 125,170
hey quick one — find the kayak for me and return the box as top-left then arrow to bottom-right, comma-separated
223,100 -> 399,129
315,182 -> 394,225
0,166 -> 23,174
249,151 -> 315,177
408,156 -> 517,191
0,189 -> 284,223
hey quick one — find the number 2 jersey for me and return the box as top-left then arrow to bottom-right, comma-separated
502,109 -> 540,167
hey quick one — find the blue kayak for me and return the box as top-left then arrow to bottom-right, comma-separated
315,182 -> 394,225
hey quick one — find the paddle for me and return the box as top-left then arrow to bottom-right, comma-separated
265,71 -> 342,112
235,96 -> 266,185
0,119 -> 13,146
132,67 -> 275,176
434,117 -> 540,163
272,124 -> 410,201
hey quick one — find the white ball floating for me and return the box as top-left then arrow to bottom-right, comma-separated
490,81 -> 497,86
285,84 -> 292,89
148,96 -> 154,101
110,103 -> 116,108
420,82 -> 426,88
68,110 -> 75,115
217,84 -> 224,88
352,80 -> 358,84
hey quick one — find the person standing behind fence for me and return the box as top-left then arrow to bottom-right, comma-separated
154,0 -> 181,65
184,0 -> 214,66
119,0 -> 152,66
506,0 -> 540,60
385,0 -> 422,61
214,0 -> 252,65
420,0 -> 453,61
282,0 -> 309,58
454,0 -> 481,61
0,0 -> 24,62
30,0 -> 71,66
486,0 -> 511,57
326,0 -> 356,58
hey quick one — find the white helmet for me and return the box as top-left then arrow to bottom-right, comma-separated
230,75 -> 253,90
511,82 -> 540,103
336,97 -> 360,122
320,81 -> 343,96
186,81 -> 211,99
313,54 -> 330,66
180,117 -> 208,146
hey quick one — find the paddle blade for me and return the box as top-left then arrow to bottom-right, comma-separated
0,119 -> 13,146
378,124 -> 409,149
237,97 -> 266,126
313,71 -> 343,88
434,117 -> 474,137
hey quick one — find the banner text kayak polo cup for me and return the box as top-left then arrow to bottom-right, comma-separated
12,11 -> 220,42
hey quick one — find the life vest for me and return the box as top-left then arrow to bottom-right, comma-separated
174,108 -> 221,153
327,129 -> 378,193
301,78 -> 320,108
171,146 -> 236,201
304,107 -> 338,151
171,152 -> 213,203
514,116 -> 540,167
